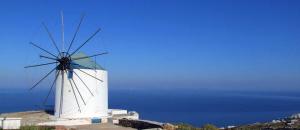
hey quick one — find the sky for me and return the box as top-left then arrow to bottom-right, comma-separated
0,0 -> 299,91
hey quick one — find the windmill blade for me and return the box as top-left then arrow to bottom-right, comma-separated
67,14 -> 85,54
29,42 -> 57,58
43,70 -> 60,105
29,67 -> 56,90
25,62 -> 58,68
70,28 -> 101,56
72,52 -> 108,61
59,70 -> 64,116
73,71 -> 94,96
61,11 -> 65,53
71,77 -> 86,105
40,55 -> 58,61
76,68 -> 103,82
66,70 -> 82,112
42,22 -> 62,57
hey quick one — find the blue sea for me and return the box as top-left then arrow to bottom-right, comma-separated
1,87 -> 300,127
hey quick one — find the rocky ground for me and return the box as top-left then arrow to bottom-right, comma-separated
65,123 -> 136,130
0,111 -> 135,130
3,111 -> 300,130
0,111 -> 53,126
222,113 -> 300,130
0,111 -> 169,130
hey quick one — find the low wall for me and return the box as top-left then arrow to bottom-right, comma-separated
118,119 -> 163,129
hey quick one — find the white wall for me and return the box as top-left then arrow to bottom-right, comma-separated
0,118 -> 21,129
109,109 -> 128,115
55,69 -> 108,118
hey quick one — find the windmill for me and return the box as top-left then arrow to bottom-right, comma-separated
25,14 -> 108,119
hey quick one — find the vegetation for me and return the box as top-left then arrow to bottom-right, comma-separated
202,124 -> 219,130
225,121 -> 300,130
20,126 -> 55,130
176,123 -> 218,130
176,123 -> 201,130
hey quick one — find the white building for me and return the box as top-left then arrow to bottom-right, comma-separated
0,118 -> 22,129
55,52 -> 108,119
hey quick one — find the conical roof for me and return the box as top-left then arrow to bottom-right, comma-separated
71,52 -> 105,70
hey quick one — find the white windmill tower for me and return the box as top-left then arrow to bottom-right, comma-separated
25,14 -> 108,119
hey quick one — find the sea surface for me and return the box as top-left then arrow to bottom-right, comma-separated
1,88 -> 300,127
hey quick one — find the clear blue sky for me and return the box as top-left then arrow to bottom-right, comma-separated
0,0 -> 299,91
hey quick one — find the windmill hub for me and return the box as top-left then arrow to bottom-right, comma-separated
57,56 -> 71,70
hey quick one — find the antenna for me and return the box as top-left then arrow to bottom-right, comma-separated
61,11 -> 65,53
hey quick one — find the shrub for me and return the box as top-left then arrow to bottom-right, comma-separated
176,123 -> 201,130
202,124 -> 219,130
20,126 -> 54,130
